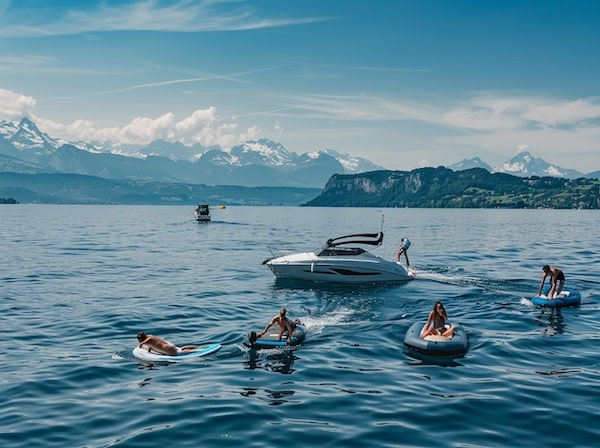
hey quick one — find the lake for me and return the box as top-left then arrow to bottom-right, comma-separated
1,205 -> 599,447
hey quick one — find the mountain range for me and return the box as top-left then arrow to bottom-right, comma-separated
446,153 -> 594,179
0,118 -> 383,189
1,118 -> 598,189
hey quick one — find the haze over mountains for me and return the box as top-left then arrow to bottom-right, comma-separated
0,117 -> 598,190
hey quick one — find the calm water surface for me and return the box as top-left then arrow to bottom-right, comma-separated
1,205 -> 599,447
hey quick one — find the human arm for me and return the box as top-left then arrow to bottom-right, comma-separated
258,316 -> 277,336
538,273 -> 548,296
138,336 -> 152,349
419,311 -> 434,338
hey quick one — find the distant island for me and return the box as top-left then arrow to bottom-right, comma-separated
0,197 -> 19,204
303,167 -> 600,209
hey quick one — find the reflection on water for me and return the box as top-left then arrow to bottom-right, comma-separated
536,308 -> 566,335
243,348 -> 299,374
239,387 -> 296,405
403,349 -> 465,367
3,206 -> 600,448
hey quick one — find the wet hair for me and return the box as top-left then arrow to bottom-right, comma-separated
543,265 -> 550,272
137,331 -> 146,342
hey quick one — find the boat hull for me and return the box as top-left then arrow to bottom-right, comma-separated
265,252 -> 414,284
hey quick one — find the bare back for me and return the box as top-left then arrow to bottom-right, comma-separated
140,335 -> 179,356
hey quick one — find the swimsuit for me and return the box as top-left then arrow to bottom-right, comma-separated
433,315 -> 446,333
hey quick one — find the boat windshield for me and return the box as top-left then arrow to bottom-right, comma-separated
317,247 -> 366,257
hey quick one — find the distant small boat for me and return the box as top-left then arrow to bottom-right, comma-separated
219,205 -> 226,209
194,204 -> 211,222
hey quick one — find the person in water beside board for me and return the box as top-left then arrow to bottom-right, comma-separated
537,265 -> 565,300
257,308 -> 297,342
420,301 -> 455,339
137,332 -> 196,356
395,238 -> 411,267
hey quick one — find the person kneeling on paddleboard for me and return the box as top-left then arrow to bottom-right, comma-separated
137,331 -> 196,356
256,308 -> 296,342
538,265 -> 565,300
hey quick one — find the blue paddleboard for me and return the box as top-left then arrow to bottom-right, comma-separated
532,286 -> 581,308
133,343 -> 221,362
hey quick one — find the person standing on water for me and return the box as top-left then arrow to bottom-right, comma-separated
396,238 -> 410,267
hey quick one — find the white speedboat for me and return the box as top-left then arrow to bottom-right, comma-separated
262,232 -> 415,284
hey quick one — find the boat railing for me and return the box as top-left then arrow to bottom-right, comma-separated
325,232 -> 384,248
262,245 -> 290,264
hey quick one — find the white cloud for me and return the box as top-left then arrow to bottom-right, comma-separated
520,97 -> 600,126
441,95 -> 600,131
33,106 -> 257,149
118,113 -> 176,144
0,89 -> 36,119
6,86 -> 600,172
0,1 -> 331,38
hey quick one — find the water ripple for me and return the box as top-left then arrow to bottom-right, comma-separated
2,206 -> 600,447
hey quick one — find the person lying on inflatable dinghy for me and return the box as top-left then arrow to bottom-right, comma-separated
137,331 -> 196,356
419,301 -> 455,339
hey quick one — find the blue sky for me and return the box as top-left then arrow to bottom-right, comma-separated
0,0 -> 599,172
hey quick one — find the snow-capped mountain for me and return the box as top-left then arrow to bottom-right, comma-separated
492,151 -> 583,178
0,118 -> 381,188
321,149 -> 385,173
447,157 -> 492,172
2,117 -> 590,187
0,117 -> 60,155
229,139 -> 294,167
449,152 -> 585,179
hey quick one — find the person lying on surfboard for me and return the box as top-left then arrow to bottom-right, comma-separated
137,332 -> 196,356
256,308 -> 297,342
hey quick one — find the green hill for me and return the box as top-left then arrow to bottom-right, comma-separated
0,172 -> 320,206
303,167 -> 600,209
